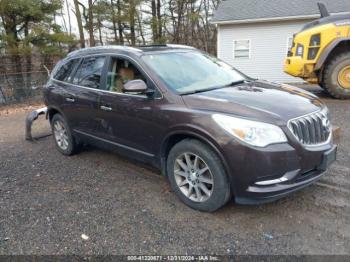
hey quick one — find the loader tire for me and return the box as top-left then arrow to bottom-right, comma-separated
323,52 -> 350,99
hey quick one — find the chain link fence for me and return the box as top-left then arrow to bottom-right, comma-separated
0,55 -> 60,105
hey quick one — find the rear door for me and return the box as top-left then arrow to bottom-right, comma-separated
50,58 -> 81,125
64,55 -> 107,135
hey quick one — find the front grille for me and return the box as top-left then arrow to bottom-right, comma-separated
288,109 -> 331,146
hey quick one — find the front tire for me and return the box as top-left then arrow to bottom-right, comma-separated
51,114 -> 79,156
167,139 -> 231,212
323,52 -> 350,99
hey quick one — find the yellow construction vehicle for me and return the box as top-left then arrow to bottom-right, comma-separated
284,3 -> 350,99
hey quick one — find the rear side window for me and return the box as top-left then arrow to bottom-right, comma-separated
72,56 -> 106,89
54,59 -> 79,82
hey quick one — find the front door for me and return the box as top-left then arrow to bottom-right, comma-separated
97,55 -> 163,158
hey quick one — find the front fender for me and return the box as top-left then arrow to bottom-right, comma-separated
159,124 -> 234,190
315,37 -> 350,71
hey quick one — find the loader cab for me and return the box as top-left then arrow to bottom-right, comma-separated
284,2 -> 350,99
301,13 -> 350,32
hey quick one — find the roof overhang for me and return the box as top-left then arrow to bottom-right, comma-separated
211,11 -> 350,25
211,14 -> 320,25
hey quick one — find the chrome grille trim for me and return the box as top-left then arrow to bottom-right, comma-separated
287,108 -> 332,147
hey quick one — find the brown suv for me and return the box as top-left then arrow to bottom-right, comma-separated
43,45 -> 337,211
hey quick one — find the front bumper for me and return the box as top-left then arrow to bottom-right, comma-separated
235,167 -> 329,205
284,57 -> 305,77
221,137 -> 337,205
284,57 -> 317,82
25,107 -> 48,141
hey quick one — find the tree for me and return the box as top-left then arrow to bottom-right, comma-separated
110,0 -> 119,43
0,0 -> 76,100
128,0 -> 137,45
65,0 -> 72,35
88,0 -> 95,46
73,0 -> 85,47
92,0 -> 110,45
150,0 -> 163,43
1,0 -> 221,54
117,0 -> 124,44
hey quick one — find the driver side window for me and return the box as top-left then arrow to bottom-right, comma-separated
72,56 -> 106,89
106,57 -> 147,93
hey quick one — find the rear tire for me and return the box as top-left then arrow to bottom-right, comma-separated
323,52 -> 350,99
166,139 -> 231,212
51,114 -> 79,156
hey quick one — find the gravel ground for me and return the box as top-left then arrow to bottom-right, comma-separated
0,87 -> 349,255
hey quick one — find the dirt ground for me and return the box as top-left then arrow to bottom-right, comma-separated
0,88 -> 349,255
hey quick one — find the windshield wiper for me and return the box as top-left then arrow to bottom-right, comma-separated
180,86 -> 223,95
223,79 -> 250,87
180,79 -> 253,96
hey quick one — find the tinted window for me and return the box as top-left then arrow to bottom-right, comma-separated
72,56 -> 106,89
54,59 -> 79,82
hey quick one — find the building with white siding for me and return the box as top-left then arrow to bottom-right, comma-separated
211,0 -> 350,83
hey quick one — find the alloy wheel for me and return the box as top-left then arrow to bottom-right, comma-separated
53,120 -> 69,150
174,152 -> 214,202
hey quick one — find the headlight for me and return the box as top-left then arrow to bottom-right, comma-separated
296,43 -> 304,57
212,114 -> 288,147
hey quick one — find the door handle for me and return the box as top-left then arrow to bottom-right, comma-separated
100,105 -> 112,111
65,97 -> 75,102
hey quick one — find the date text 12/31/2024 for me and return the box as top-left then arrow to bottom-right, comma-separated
127,255 -> 220,261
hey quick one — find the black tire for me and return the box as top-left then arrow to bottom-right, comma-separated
50,113 -> 79,156
323,52 -> 350,99
318,82 -> 325,90
166,139 -> 231,212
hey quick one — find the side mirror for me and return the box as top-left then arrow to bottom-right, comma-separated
123,79 -> 148,93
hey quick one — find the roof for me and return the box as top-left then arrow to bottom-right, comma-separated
212,0 -> 350,24
67,44 -> 195,58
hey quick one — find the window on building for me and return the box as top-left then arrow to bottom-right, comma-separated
72,56 -> 106,89
233,40 -> 250,59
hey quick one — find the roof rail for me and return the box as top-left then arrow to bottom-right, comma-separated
66,44 -> 196,58
67,45 -> 142,57
138,44 -> 195,49
137,44 -> 168,48
166,44 -> 196,49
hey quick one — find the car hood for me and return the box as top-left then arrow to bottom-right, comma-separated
182,80 -> 324,124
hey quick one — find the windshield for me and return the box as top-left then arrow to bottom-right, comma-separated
142,51 -> 246,94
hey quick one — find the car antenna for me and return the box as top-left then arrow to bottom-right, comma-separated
317,2 -> 330,18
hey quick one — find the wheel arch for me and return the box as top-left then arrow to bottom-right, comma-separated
159,128 -> 234,192
47,106 -> 65,123
315,38 -> 350,78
